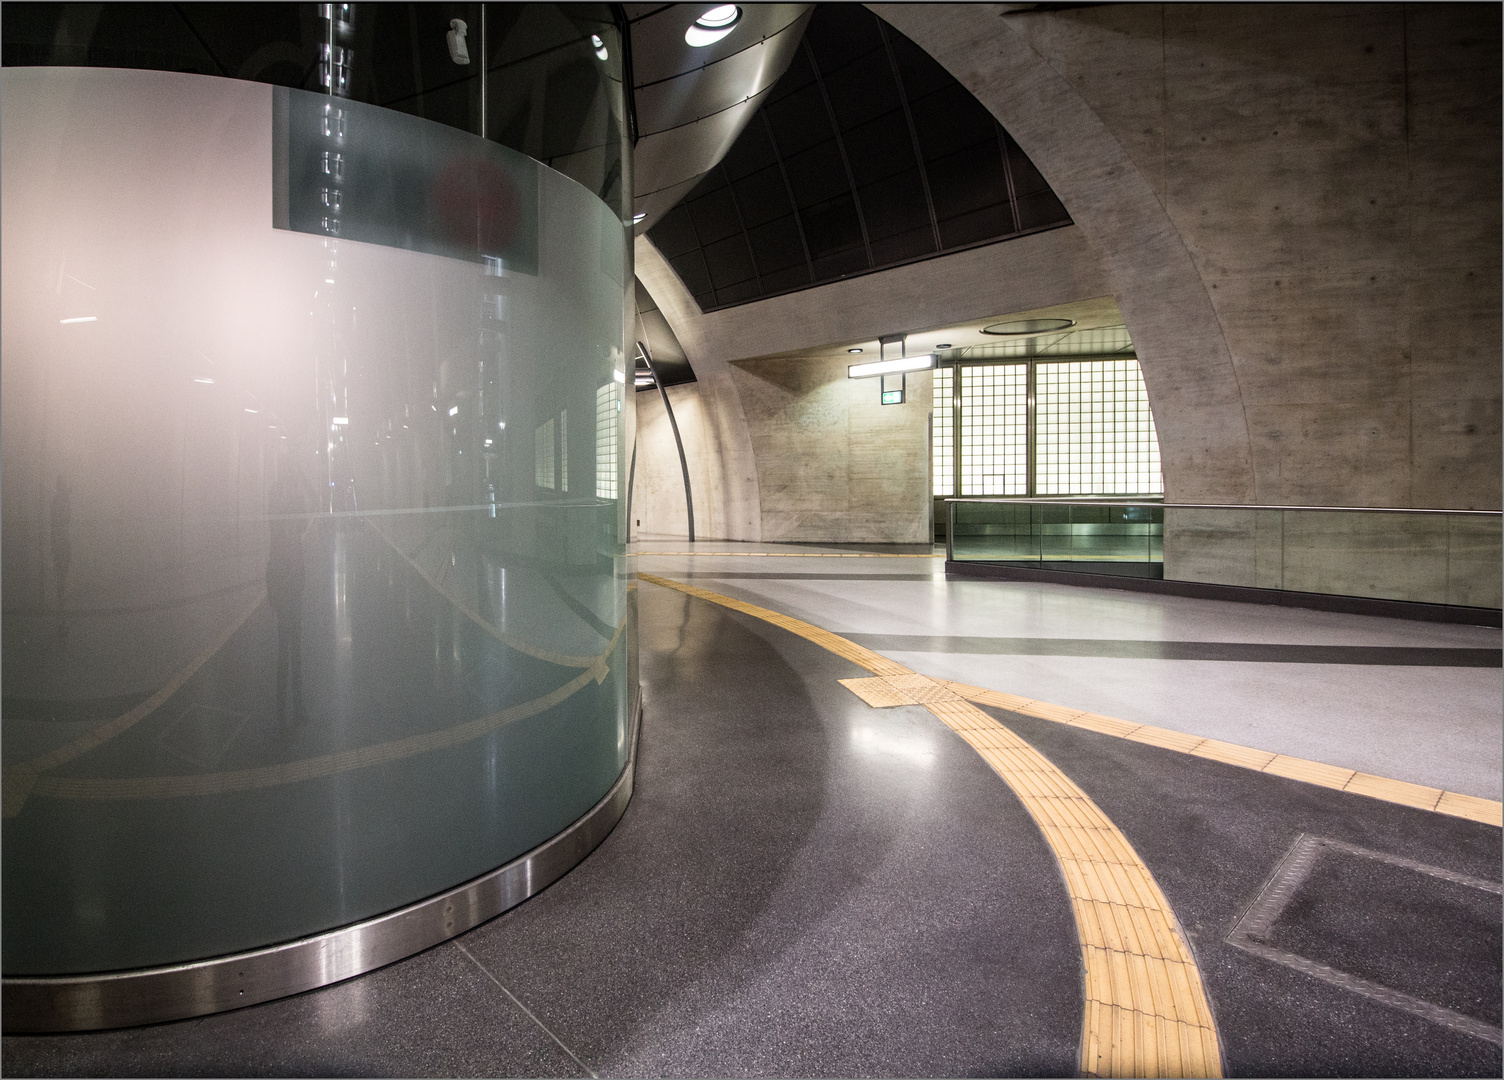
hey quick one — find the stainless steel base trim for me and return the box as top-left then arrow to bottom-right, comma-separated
2,700 -> 642,1034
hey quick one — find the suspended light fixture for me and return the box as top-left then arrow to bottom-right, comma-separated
685,5 -> 741,47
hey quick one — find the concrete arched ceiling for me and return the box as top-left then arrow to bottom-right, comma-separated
874,3 -> 1256,503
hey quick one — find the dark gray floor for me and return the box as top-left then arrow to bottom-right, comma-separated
3,584 -> 1084,1077
982,704 -> 1503,1077
5,581 -> 1500,1076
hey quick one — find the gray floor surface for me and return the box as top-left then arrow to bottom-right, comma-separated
4,554 -> 1500,1077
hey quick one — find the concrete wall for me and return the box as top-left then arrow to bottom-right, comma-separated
632,223 -> 1112,541
881,2 -> 1501,512
730,356 -> 932,544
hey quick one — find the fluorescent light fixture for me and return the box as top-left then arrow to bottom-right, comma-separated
59,316 -> 97,324
448,405 -> 459,416
244,408 -> 258,414
632,212 -> 647,224
686,4 -> 740,46
484,438 -> 494,446
590,33 -> 608,60
847,354 -> 933,379
193,377 -> 215,384
332,416 -> 349,425
498,421 -> 506,430
613,369 -> 626,383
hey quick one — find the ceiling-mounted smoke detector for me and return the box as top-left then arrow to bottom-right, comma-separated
685,5 -> 742,47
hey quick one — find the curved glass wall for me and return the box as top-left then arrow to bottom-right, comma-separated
1,6 -> 632,978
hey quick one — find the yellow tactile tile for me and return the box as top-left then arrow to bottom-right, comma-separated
1123,725 -> 1208,753
1190,739 -> 1278,770
1019,700 -> 1087,723
1435,790 -> 1504,826
838,677 -> 916,708
635,574 -> 1231,1077
1342,772 -> 1444,810
1071,712 -> 1144,738
934,680 -> 1500,827
1260,755 -> 1356,789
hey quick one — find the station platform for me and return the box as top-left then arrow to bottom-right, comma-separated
6,542 -> 1500,1077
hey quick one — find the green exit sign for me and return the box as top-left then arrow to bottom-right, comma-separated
881,389 -> 904,405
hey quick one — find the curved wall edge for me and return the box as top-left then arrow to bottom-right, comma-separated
1,700 -> 641,1034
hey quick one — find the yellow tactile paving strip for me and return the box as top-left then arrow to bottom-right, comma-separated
4,576 -> 624,815
641,573 -> 1223,1077
937,681 -> 1504,828
370,519 -> 609,669
2,587 -> 267,818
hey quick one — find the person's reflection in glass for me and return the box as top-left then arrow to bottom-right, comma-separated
50,475 -> 72,636
267,444 -> 311,728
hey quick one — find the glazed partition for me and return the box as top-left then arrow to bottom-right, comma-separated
1,4 -> 634,1030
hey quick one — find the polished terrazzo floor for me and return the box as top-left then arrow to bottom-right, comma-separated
4,542 -> 1500,1076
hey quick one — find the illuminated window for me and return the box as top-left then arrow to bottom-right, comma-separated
596,383 -> 621,499
932,366 -> 953,496
535,417 -> 554,489
959,364 -> 1027,496
1036,359 -> 1160,496
559,409 -> 568,493
932,345 -> 1161,497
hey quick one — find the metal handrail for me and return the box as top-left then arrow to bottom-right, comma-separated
943,498 -> 1501,562
944,498 -> 1501,516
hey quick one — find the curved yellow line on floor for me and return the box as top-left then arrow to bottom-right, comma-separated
639,572 -> 1223,1078
3,588 -> 268,817
9,613 -> 623,808
933,681 -> 1503,828
369,519 -> 613,669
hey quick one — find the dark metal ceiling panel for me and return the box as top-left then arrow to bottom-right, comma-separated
627,3 -> 813,231
646,3 -> 1072,312
628,3 -> 807,86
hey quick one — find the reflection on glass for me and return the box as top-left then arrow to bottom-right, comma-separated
1,55 -> 631,976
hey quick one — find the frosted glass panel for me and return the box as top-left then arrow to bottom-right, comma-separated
1,68 -> 632,975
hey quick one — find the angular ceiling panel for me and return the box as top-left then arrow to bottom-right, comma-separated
646,4 -> 1072,313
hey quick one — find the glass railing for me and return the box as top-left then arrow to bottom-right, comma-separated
946,499 -> 1504,609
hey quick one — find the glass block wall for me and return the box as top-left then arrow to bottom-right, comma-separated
959,364 -> 1028,496
933,366 -> 954,496
934,351 -> 1162,497
1035,359 -> 1160,495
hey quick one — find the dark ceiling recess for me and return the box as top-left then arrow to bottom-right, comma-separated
645,4 -> 1071,313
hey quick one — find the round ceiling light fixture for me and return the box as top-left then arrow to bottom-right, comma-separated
686,5 -> 741,47
848,347 -> 863,354
935,343 -> 952,350
981,318 -> 1076,336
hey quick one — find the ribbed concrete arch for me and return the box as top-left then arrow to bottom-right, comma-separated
876,4 -> 1256,502
635,236 -> 763,539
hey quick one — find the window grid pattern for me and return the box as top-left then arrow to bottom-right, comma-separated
959,364 -> 1027,496
933,366 -> 954,496
534,417 -> 554,489
595,383 -> 620,499
1035,359 -> 1162,495
559,409 -> 568,493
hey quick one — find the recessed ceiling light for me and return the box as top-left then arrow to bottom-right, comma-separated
982,318 -> 1075,336
632,212 -> 647,224
848,347 -> 863,354
686,5 -> 740,47
935,343 -> 952,350
590,34 -> 608,61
